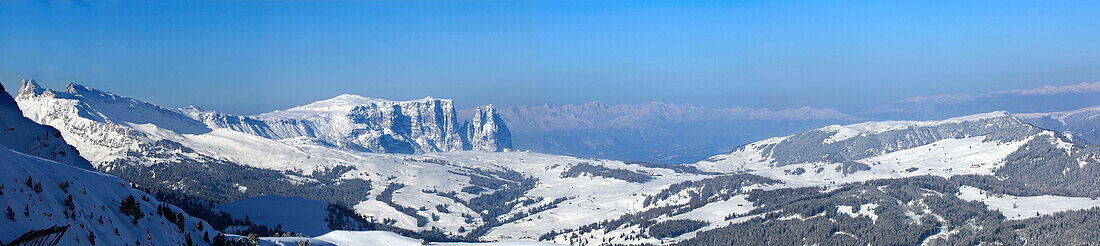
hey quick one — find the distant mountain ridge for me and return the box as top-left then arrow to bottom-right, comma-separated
866,81 -> 1100,120
488,101 -> 857,163
498,101 -> 856,133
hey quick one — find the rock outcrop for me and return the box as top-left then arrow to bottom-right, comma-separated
463,105 -> 512,152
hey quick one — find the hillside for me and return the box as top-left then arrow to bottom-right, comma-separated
0,143 -> 213,245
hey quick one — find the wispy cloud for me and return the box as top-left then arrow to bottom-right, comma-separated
872,81 -> 1100,117
1005,82 -> 1100,96
897,81 -> 1100,104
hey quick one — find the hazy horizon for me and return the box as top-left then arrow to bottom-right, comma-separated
7,79 -> 1100,120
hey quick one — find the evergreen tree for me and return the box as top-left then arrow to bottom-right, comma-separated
5,206 -> 14,221
64,194 -> 75,211
120,195 -> 143,224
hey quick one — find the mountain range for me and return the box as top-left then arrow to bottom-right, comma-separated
6,80 -> 1100,245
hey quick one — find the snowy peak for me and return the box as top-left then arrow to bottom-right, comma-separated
262,94 -> 453,119
270,94 -> 389,115
0,80 -> 92,170
17,82 -> 211,135
64,82 -> 125,101
17,79 -> 45,99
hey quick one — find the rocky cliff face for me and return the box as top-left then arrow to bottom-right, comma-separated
0,80 -> 93,170
249,95 -> 468,154
464,105 -> 512,152
181,94 -> 513,153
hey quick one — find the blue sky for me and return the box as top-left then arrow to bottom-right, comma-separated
2,0 -> 1099,115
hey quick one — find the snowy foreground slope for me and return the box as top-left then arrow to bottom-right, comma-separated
0,141 -> 557,246
14,80 -> 1100,245
0,143 -> 212,245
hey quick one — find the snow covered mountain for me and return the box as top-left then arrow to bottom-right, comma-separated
13,81 -> 720,243
181,94 -> 511,153
695,112 -> 1031,168
16,80 -> 214,164
15,80 -> 1100,245
688,110 -> 1100,200
0,80 -> 92,170
0,142 -> 214,246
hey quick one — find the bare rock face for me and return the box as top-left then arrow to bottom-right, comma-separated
249,95 -> 466,154
463,105 -> 512,152
0,79 -> 93,170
